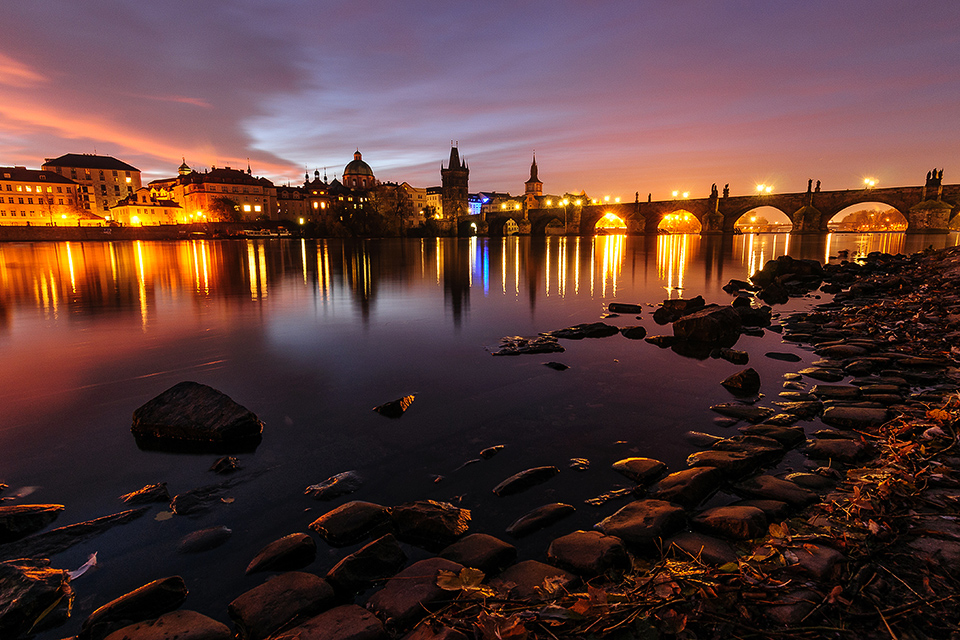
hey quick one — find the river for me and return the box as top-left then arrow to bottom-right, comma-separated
0,231 -> 957,635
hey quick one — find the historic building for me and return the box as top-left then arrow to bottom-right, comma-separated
148,162 -> 277,222
440,145 -> 469,223
523,153 -> 543,211
342,150 -> 376,190
42,153 -> 141,217
109,187 -> 184,225
0,166 -> 83,226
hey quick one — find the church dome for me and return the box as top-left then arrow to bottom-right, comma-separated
343,150 -> 374,177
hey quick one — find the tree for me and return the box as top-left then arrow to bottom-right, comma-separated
209,196 -> 241,223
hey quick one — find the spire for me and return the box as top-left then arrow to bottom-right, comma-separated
246,158 -> 252,175
354,149 -> 362,161
529,152 -> 539,183
447,144 -> 462,170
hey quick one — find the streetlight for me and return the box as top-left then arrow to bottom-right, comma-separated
756,184 -> 773,194
864,178 -> 877,188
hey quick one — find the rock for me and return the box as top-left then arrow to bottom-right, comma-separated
372,395 -> 415,418
816,344 -> 868,358
308,501 -> 391,547
305,470 -> 364,500
493,335 -> 565,356
664,532 -> 738,565
798,367 -> 846,382
210,456 -> 239,474
389,500 -> 470,549
611,457 -> 667,484
326,534 -> 406,592
692,506 -> 767,540
718,348 -> 749,365
402,624 -> 467,640
0,504 -> 64,543
0,508 -> 148,562
644,335 -> 677,348
686,449 -> 769,478
489,560 -> 577,601
619,325 -> 647,339
542,361 -> 568,371
246,533 -> 317,574
505,503 -> 575,538
546,530 -> 629,576
492,466 -> 559,496
672,305 -> 742,344
269,604 -> 386,640
802,438 -> 866,462
686,431 -> 723,446
120,483 -> 170,505
178,525 -> 232,553
733,475 -> 817,507
821,406 -> 890,430
763,589 -> 820,626
709,403 -> 775,423
439,534 -> 517,575
79,576 -> 188,640
765,351 -> 803,362
735,305 -> 773,327
758,281 -> 789,305
649,467 -> 722,508
479,445 -> 505,459
721,368 -> 761,396
0,558 -> 72,639
789,543 -> 844,579
730,499 -> 791,521
594,499 -> 685,546
737,425 -> 806,447
569,458 -> 589,471
907,537 -> 960,570
544,322 -> 619,339
228,572 -> 336,640
772,400 -> 824,419
810,384 -> 861,400
103,611 -> 230,640
723,279 -> 756,294
608,302 -> 644,313
784,472 -> 836,491
170,485 -> 225,516
131,381 -> 263,447
366,557 -> 463,628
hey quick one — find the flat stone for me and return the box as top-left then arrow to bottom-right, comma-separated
798,368 -> 846,382
821,406 -> 890,430
492,466 -> 560,496
229,572 -> 336,640
619,325 -> 647,340
0,558 -> 72,640
686,449 -> 768,478
255,605 -> 386,640
505,503 -> 575,538
709,403 -> 775,423
326,534 -> 407,593
0,508 -> 148,562
390,500 -> 470,549
246,532 -> 317,574
80,576 -> 188,640
608,302 -> 644,314
730,499 -> 791,520
718,348 -> 750,365
815,344 -> 868,358
733,475 -> 817,507
489,560 -> 576,601
649,467 -> 722,508
0,504 -> 64,543
544,322 -> 620,339
784,472 -> 836,491
763,589 -> 820,626
119,483 -> 170,505
811,385 -> 862,400
438,533 -> 516,575
178,525 -> 232,553
692,506 -> 767,540
546,530 -> 629,576
131,381 -> 263,446
788,543 -> 844,579
305,471 -> 363,500
611,457 -> 667,484
771,400 -> 823,419
402,624 -> 468,640
366,557 -> 463,628
594,499 -> 685,546
103,611 -> 231,640
664,532 -> 738,565
737,425 -> 806,447
765,351 -> 803,362
308,501 -> 391,547
802,438 -> 866,462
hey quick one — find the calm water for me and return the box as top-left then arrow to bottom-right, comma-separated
1,231 -> 956,634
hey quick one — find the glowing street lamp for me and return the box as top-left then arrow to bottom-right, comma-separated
756,184 -> 773,194
672,190 -> 679,198
682,192 -> 689,199
864,178 -> 878,188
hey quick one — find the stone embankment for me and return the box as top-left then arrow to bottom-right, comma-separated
3,247 -> 960,639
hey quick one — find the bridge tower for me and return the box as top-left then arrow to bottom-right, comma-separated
441,144 -> 469,233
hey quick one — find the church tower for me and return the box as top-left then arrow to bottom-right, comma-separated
441,144 -> 469,226
524,153 -> 542,197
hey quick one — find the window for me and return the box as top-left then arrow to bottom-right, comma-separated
112,170 -> 118,177
56,187 -> 62,193
58,199 -> 63,205
18,198 -> 24,204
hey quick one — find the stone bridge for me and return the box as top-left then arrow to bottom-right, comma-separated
486,171 -> 959,236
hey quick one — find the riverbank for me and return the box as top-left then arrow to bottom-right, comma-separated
3,246 -> 960,639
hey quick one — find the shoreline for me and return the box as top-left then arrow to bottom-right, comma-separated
3,246 -> 960,639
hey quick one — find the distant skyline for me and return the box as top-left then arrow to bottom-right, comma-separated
2,1 -> 959,200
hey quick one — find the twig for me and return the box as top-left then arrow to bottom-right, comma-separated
875,604 -> 898,640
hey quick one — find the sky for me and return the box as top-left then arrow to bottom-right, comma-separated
1,1 -> 959,200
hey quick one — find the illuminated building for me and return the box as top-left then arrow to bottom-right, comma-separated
441,145 -> 469,223
524,153 -> 543,211
399,182 -> 427,221
425,186 -> 442,218
108,187 -> 185,225
42,153 -> 141,217
0,166 -> 83,226
148,161 -> 277,222
342,150 -> 376,190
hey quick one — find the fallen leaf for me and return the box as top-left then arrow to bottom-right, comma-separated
155,511 -> 173,521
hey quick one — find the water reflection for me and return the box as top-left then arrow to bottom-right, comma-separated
1,233 -> 957,335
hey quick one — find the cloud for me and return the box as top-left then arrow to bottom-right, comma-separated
0,53 -> 46,88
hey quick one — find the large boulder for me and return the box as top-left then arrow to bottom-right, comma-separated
489,560 -> 577,601
438,534 -> 517,575
389,501 -> 470,549
505,503 -> 575,538
672,305 -> 742,344
546,530 -> 629,576
0,558 -> 72,639
366,557 -> 464,628
246,533 -> 317,574
79,576 -> 188,640
594,499 -> 685,546
131,382 -> 263,448
103,611 -> 231,640
0,504 -> 64,543
326,534 -> 407,593
228,572 -> 336,640
308,501 -> 391,547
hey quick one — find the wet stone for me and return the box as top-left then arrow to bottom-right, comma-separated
80,576 -> 188,640
479,445 -> 505,459
665,531 -> 738,565
803,438 -> 866,462
789,543 -> 844,580
0,558 -> 72,640
366,557 -> 464,628
505,503 -> 575,538
692,505 -> 767,540
492,466 -> 560,496
103,611 -> 231,640
438,533 -> 517,575
721,368 -> 761,397
672,305 -> 742,344
798,367 -> 846,382
308,501 -> 391,547
733,475 -> 817,507
619,325 -> 647,340
730,499 -> 791,521
492,335 -> 564,356
594,499 -> 685,546
718,348 -> 749,365
772,400 -> 823,419
254,605 -> 386,640
389,500 -> 470,550
811,385 -> 862,400
815,344 -> 868,358
373,395 -> 415,418
766,351 -> 803,362
120,483 -> 170,505
763,589 -> 820,626
178,525 -> 232,553
326,534 -> 407,593
649,467 -> 722,508
737,425 -> 806,447
611,457 -> 667,484
0,504 -> 64,543
709,403 -> 775,423
246,533 -> 317,575
784,472 -> 836,491
305,470 -> 363,500
210,455 -> 239,474
544,322 -> 619,339
686,431 -> 723,447
546,530 -> 629,576
821,406 -> 890,430
686,449 -> 770,479
489,560 -> 577,601
228,572 -> 336,640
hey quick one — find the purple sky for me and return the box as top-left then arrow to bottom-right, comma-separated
2,1 -> 958,200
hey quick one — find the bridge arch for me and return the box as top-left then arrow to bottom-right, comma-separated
487,216 -> 521,237
530,214 -> 565,236
733,206 -> 792,233
657,210 -> 702,234
826,202 -> 907,232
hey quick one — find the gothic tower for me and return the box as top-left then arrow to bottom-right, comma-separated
524,153 -> 542,197
441,144 -> 469,226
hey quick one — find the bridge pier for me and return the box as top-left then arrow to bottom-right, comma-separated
907,199 -> 953,234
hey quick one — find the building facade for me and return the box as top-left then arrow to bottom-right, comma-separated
42,153 -> 141,218
0,166 -> 82,226
342,150 -> 376,190
149,163 -> 277,222
109,187 -> 184,225
440,145 -> 469,223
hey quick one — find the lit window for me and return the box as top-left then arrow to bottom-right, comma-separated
254,205 -> 261,212
242,204 -> 251,212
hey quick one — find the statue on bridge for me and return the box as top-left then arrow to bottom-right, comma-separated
815,180 -> 821,192
807,178 -> 812,193
710,183 -> 718,198
723,184 -> 729,198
